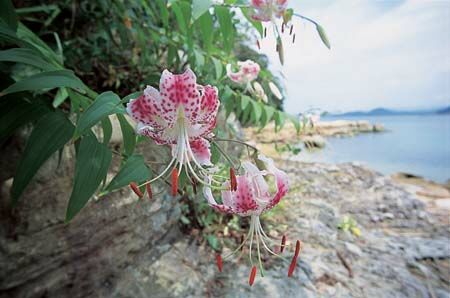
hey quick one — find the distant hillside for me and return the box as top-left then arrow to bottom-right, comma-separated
330,106 -> 450,117
436,106 -> 450,114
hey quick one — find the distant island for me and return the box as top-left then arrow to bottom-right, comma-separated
328,106 -> 450,117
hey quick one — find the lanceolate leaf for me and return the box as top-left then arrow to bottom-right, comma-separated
105,154 -> 150,192
75,91 -> 121,137
0,0 -> 18,31
11,111 -> 75,204
215,6 -> 234,53
0,48 -> 55,70
66,135 -> 112,222
101,117 -> 113,144
198,12 -> 213,51
192,0 -> 213,21
251,100 -> 262,124
241,95 -> 250,111
117,114 -> 136,157
316,24 -> 331,49
1,70 -> 86,96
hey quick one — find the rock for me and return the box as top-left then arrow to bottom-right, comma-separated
382,212 -> 395,220
373,124 -> 384,132
302,135 -> 326,149
344,242 -> 363,257
0,138 -> 181,298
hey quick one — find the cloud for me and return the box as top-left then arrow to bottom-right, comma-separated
259,0 -> 450,113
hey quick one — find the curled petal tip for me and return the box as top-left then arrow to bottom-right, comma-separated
216,254 -> 223,272
171,168 -> 178,197
249,266 -> 257,286
129,182 -> 143,198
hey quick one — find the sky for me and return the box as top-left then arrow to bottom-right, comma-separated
259,0 -> 450,113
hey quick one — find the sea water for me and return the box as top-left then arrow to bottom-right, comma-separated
296,115 -> 450,183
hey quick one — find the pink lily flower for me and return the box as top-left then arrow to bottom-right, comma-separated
226,60 -> 260,89
204,155 -> 300,284
127,69 -> 220,192
251,0 -> 288,22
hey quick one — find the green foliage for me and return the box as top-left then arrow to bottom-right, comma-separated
74,91 -> 122,137
11,111 -> 75,204
66,135 -> 112,222
105,154 -> 150,192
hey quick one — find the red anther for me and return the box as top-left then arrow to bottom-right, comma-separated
216,254 -> 223,272
290,24 -> 294,35
171,168 -> 178,197
288,256 -> 297,277
230,168 -> 237,191
146,183 -> 152,200
129,182 -> 143,198
294,240 -> 301,258
292,34 -> 296,44
249,266 -> 257,286
282,23 -> 285,33
280,235 -> 287,253
257,40 -> 261,50
264,27 -> 267,38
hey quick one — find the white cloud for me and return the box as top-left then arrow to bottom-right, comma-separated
258,0 -> 450,113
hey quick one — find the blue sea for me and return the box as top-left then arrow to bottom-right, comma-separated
296,115 -> 450,183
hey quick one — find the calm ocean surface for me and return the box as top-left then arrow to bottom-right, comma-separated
295,114 -> 450,183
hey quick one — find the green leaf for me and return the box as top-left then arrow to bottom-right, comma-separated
241,95 -> 250,110
66,135 -> 112,222
198,11 -> 213,51
117,114 -> 136,157
192,0 -> 213,21
251,100 -> 262,124
11,111 -> 75,204
212,57 -> 223,79
0,48 -> 55,70
289,115 -> 301,134
172,2 -> 188,35
120,91 -> 142,104
75,91 -> 121,137
274,111 -> 285,131
52,87 -> 68,108
101,117 -> 112,144
262,105 -> 275,127
316,24 -> 331,49
105,154 -> 150,192
0,0 -> 18,31
215,6 -> 234,53
1,70 -> 86,96
0,95 -> 49,143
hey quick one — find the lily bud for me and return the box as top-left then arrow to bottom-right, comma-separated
249,266 -> 257,286
129,182 -> 143,198
171,168 -> 178,197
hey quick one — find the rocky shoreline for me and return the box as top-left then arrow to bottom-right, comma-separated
244,120 -> 385,150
